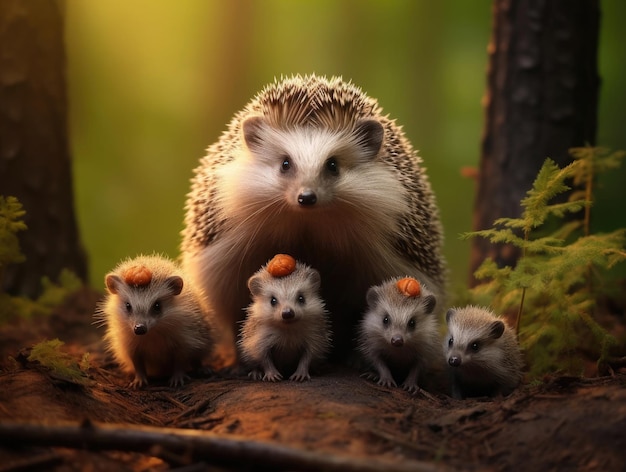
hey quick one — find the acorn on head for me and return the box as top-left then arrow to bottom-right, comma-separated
396,277 -> 421,298
122,265 -> 153,287
266,254 -> 297,278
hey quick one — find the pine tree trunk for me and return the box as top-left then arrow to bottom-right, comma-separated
0,0 -> 87,297
469,0 -> 600,286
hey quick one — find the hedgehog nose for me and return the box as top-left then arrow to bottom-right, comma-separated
391,335 -> 404,347
448,356 -> 461,367
297,189 -> 317,206
282,308 -> 295,320
134,324 -> 147,335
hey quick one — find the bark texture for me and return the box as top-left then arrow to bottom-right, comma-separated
470,0 -> 600,285
0,0 -> 87,297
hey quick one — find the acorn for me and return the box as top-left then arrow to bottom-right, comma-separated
266,254 -> 297,278
396,277 -> 421,298
122,265 -> 152,287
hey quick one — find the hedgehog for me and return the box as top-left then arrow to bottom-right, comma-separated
180,74 -> 446,361
238,254 -> 331,381
443,306 -> 524,399
357,277 -> 441,393
95,254 -> 215,388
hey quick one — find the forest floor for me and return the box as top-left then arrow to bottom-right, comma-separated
0,288 -> 625,472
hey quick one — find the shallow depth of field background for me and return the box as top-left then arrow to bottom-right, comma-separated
65,1 -> 626,295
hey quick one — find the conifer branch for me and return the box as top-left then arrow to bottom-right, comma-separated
463,149 -> 626,378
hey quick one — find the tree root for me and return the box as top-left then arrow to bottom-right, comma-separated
0,419 -> 442,472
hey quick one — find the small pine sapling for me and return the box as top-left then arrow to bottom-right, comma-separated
0,196 -> 27,284
463,147 -> 626,378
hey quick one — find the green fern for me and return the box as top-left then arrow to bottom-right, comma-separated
0,196 -> 84,323
0,196 -> 27,279
462,147 -> 626,378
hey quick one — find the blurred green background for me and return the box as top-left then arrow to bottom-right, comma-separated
65,0 -> 626,296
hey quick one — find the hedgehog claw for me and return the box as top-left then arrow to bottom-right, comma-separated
290,371 -> 311,382
169,372 -> 189,388
360,372 -> 378,381
262,371 -> 283,382
377,377 -> 397,388
129,375 -> 148,389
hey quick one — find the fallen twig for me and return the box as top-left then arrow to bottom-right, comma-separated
0,420 -> 444,472
0,450 -> 63,472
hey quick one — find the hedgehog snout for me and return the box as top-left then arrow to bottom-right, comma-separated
281,307 -> 296,321
448,355 -> 462,367
134,324 -> 148,335
297,189 -> 317,206
391,334 -> 404,347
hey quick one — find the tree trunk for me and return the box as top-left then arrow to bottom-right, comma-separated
0,0 -> 87,297
470,0 -> 600,285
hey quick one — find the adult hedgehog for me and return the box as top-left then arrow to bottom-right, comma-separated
181,74 -> 445,360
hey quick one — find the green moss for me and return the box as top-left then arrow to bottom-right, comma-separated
462,147 -> 626,379
0,196 -> 85,323
27,339 -> 91,385
37,269 -> 84,308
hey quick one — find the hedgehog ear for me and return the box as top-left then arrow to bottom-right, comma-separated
445,308 -> 455,324
247,274 -> 264,297
355,119 -> 384,159
366,285 -> 381,308
308,268 -> 321,291
165,276 -> 184,296
489,320 -> 505,339
422,295 -> 436,314
242,116 -> 267,152
105,274 -> 122,294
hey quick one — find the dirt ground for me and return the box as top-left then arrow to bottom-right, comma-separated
0,288 -> 625,471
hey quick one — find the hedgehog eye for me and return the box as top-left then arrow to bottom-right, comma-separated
382,314 -> 390,326
297,293 -> 306,305
151,300 -> 162,315
124,302 -> 132,314
470,341 -> 480,352
280,157 -> 291,172
270,296 -> 278,306
407,318 -> 416,330
448,337 -> 454,347
325,156 -> 339,175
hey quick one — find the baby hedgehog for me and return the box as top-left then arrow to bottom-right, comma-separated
181,74 -> 446,359
238,254 -> 331,382
357,277 -> 440,393
96,254 -> 214,388
443,305 -> 523,399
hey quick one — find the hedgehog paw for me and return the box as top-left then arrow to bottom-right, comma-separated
261,368 -> 283,382
129,375 -> 148,389
290,371 -> 311,382
248,369 -> 265,381
360,371 -> 378,382
169,371 -> 189,388
377,377 -> 397,388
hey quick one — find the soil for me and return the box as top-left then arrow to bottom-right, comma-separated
0,288 -> 625,471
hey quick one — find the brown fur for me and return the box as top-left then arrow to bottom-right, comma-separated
238,258 -> 331,381
443,305 -> 523,399
357,277 -> 441,393
181,74 -> 446,360
95,254 -> 214,388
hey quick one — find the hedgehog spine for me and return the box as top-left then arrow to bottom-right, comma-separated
443,305 -> 523,399
95,254 -> 214,388
181,74 -> 446,361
